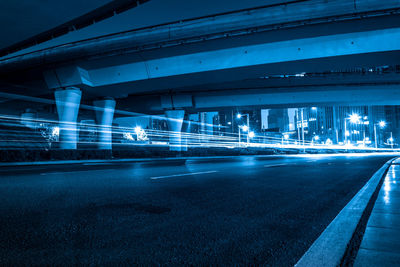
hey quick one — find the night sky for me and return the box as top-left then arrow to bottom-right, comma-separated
0,0 -> 288,56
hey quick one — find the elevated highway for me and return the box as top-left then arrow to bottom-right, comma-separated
1,0 -> 400,150
1,0 -> 400,94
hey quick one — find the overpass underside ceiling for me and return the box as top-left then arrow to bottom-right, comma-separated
3,0 -> 400,72
80,51 -> 400,98
76,14 -> 400,70
33,24 -> 400,98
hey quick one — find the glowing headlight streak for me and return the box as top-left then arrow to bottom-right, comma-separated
123,132 -> 134,141
1,113 -> 400,153
134,126 -> 142,134
52,126 -> 60,136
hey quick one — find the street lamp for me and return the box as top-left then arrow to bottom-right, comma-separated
249,131 -> 255,138
237,113 -> 250,144
373,120 -> 386,148
238,125 -> 248,146
349,113 -> 361,124
389,133 -> 394,149
344,113 -> 362,144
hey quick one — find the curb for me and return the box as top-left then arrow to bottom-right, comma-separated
295,157 -> 396,267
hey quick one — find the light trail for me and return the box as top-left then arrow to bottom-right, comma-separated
0,113 -> 399,153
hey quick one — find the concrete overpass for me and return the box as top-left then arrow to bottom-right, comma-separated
1,0 -> 400,150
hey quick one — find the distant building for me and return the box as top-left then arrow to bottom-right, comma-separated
261,108 -> 288,133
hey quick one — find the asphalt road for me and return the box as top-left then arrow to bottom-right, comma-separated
0,154 -> 396,266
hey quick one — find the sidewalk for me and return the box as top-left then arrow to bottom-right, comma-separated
354,158 -> 400,266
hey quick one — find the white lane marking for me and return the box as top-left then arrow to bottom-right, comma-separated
150,170 -> 218,180
40,172 -> 63,175
264,163 -> 289,168
83,162 -> 113,166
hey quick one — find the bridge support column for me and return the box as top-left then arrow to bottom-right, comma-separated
181,114 -> 191,152
93,98 -> 116,150
54,87 -> 81,149
165,110 -> 185,151
201,112 -> 218,142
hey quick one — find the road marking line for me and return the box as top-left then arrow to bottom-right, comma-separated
264,163 -> 288,168
150,170 -> 218,180
83,162 -> 113,166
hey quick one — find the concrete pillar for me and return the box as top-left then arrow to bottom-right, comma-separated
93,98 -> 116,150
181,114 -> 191,152
54,87 -> 81,149
165,110 -> 185,151
200,112 -> 218,142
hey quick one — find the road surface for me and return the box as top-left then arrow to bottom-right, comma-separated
0,154 -> 396,266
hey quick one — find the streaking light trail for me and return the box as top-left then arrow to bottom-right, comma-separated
1,114 -> 399,153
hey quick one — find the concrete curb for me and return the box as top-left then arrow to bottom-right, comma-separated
295,157 -> 396,267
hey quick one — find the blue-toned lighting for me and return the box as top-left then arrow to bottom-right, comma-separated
349,113 -> 361,124
134,126 -> 142,134
52,126 -> 60,136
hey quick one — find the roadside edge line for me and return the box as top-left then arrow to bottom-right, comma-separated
295,157 -> 397,267
150,170 -> 218,179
